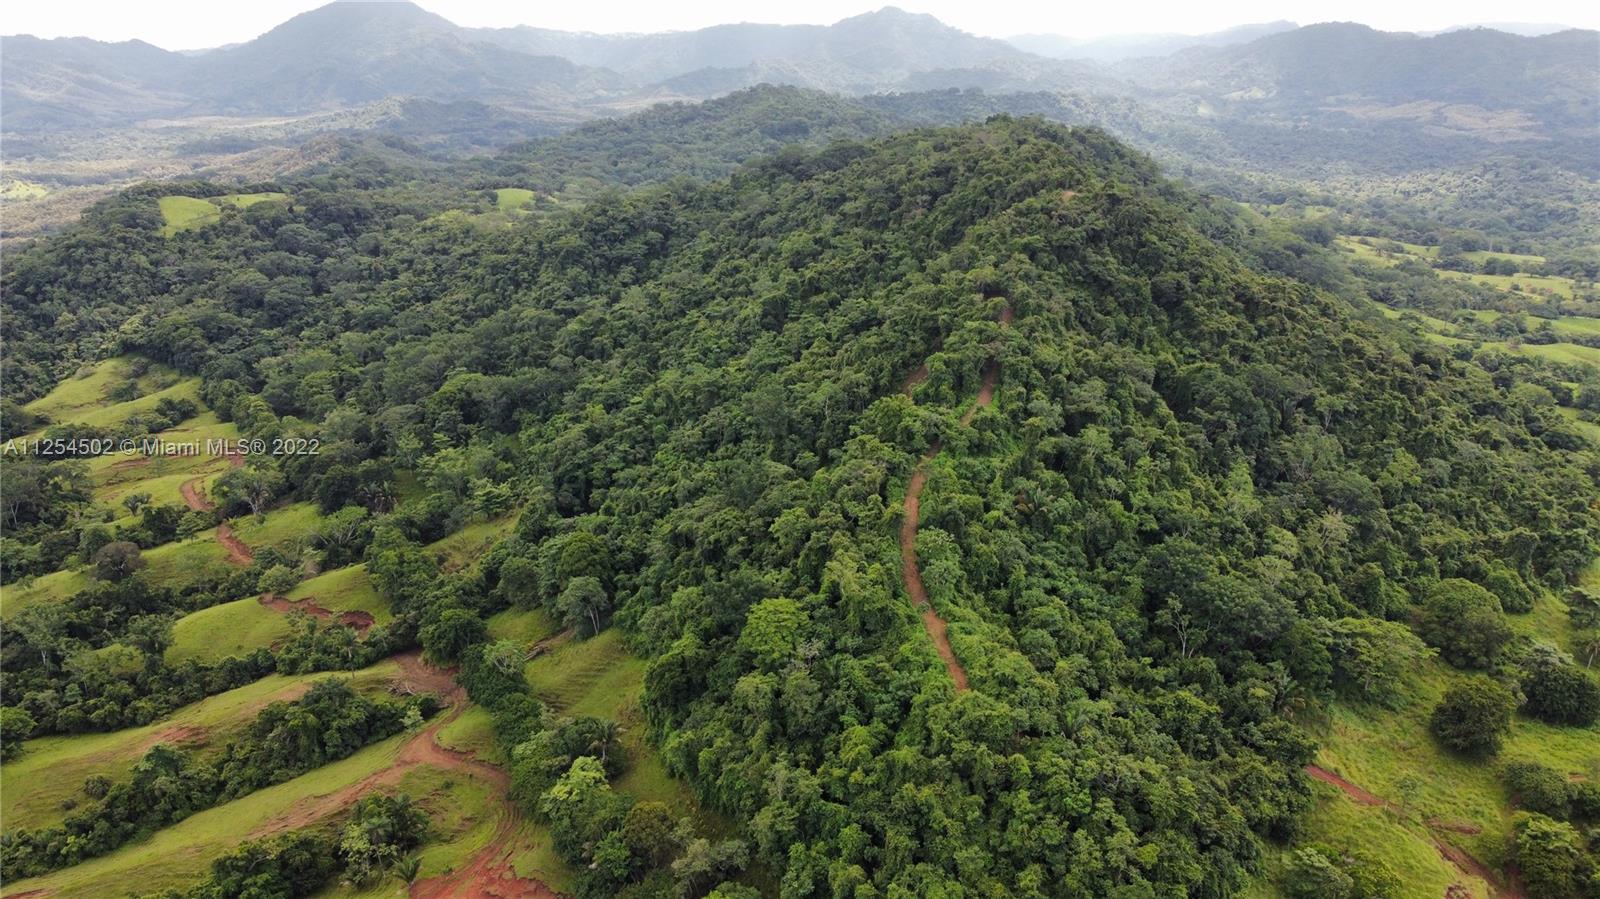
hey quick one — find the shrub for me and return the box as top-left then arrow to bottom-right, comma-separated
1418,579 -> 1511,668
1430,677 -> 1516,755
1522,662 -> 1600,726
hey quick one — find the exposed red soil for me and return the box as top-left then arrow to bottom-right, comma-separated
1304,765 -> 1518,898
256,593 -> 374,635
215,522 -> 254,564
179,474 -> 255,565
1304,764 -> 1387,807
339,609 -> 376,631
179,476 -> 214,512
895,303 -> 1013,692
249,653 -> 559,898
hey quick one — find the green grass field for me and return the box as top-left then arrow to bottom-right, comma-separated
1246,785 -> 1488,899
1,567 -> 92,619
230,500 -> 326,550
285,563 -> 391,624
486,607 -> 559,646
159,193 -> 288,237
1,661 -> 401,834
1560,408 -> 1600,444
166,594 -> 298,664
1338,236 -> 1586,301
19,356 -> 194,438
495,187 -> 536,212
0,729 -> 411,897
522,629 -> 708,820
1437,269 -> 1578,299
426,515 -> 516,571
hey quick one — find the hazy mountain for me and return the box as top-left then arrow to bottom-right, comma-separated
481,7 -> 1113,97
0,35 -> 191,128
1123,23 -> 1600,132
180,1 -> 629,115
1007,21 -> 1297,63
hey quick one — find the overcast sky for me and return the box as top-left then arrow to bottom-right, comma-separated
5,0 -> 1595,50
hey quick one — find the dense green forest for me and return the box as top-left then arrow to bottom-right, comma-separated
3,110 -> 1599,898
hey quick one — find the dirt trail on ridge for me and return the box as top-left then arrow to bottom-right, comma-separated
897,304 -> 1013,692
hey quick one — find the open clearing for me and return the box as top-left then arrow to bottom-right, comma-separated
158,192 -> 289,236
1,660 -> 402,834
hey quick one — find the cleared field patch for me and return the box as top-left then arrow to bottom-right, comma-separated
522,629 -> 707,817
166,595 -> 297,664
20,356 -> 186,431
1560,407 -> 1600,443
159,192 -> 288,237
1305,653 -> 1599,887
284,563 -> 390,626
1247,784 -> 1487,899
495,187 -> 536,212
230,500 -> 325,550
1,567 -> 92,618
1437,268 -> 1579,299
1,661 -> 402,833
1510,340 -> 1600,368
1460,248 -> 1545,268
87,413 -> 241,507
426,514 -> 515,571
486,607 -> 559,646
0,730 -> 412,898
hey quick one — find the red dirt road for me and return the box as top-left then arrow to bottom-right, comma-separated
896,302 -> 1013,692
1305,765 -> 1522,898
179,474 -> 255,565
179,476 -> 214,512
250,653 -> 559,898
1304,764 -> 1387,807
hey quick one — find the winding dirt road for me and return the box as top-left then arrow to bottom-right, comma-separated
178,474 -> 254,565
252,652 -> 558,898
897,304 -> 1013,692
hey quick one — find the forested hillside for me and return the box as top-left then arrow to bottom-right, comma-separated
4,115 -> 1598,897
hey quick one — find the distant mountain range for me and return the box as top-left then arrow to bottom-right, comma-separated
9,3 -> 1593,133
1,4 -> 1118,130
2,2 -> 1595,241
1007,22 -> 1299,62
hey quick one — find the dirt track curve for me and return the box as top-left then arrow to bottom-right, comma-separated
1304,765 -> 1522,899
897,303 -> 1013,692
252,651 -> 559,898
178,474 -> 254,565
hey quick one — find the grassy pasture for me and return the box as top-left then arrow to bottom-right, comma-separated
20,356 -> 190,436
158,192 -> 288,237
522,629 -> 707,818
1,662 -> 402,833
0,730 -> 411,897
495,187 -> 536,212
426,514 -> 516,571
487,607 -> 559,646
286,563 -> 390,624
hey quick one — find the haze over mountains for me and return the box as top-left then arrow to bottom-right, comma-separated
2,1 -> 1596,240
